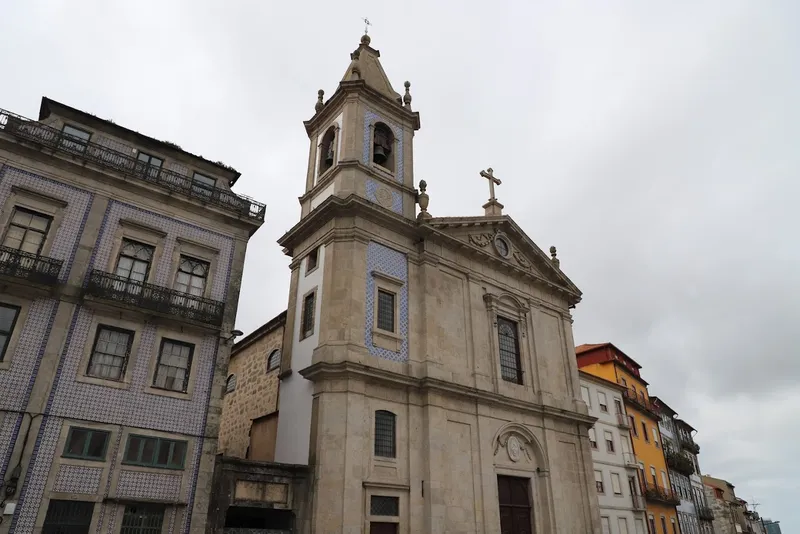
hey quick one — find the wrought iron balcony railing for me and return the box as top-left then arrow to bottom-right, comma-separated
0,245 -> 62,285
621,387 -> 660,418
679,435 -> 700,454
616,412 -> 631,428
643,482 -> 680,506
665,448 -> 696,477
0,109 -> 266,222
696,505 -> 714,521
622,452 -> 638,468
85,270 -> 224,327
631,494 -> 647,511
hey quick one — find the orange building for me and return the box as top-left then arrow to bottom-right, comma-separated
577,343 -> 681,534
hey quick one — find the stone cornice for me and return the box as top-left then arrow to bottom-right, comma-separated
298,159 -> 418,206
300,361 -> 597,427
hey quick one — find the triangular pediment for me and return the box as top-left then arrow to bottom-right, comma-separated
425,216 -> 582,303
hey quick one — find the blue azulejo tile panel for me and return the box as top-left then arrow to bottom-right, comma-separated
53,465 -> 103,494
49,308 -> 216,437
362,109 -> 404,183
12,416 -> 64,532
0,166 -> 94,281
365,179 -> 403,215
364,242 -> 409,363
89,201 -> 235,301
117,470 -> 182,501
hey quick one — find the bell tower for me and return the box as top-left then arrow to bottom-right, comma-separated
299,33 -> 421,220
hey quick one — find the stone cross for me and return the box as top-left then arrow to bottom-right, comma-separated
480,168 -> 502,201
363,17 -> 372,34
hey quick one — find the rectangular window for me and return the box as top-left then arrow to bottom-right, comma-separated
191,172 -> 216,197
648,516 -> 656,534
42,499 -> 94,533
115,239 -> 155,289
652,427 -> 660,448
121,503 -> 165,532
630,416 -> 638,436
614,398 -> 623,414
588,427 -> 597,449
370,495 -> 399,516
642,421 -> 649,442
604,430 -> 615,453
598,391 -> 608,412
650,466 -> 658,486
601,517 -> 611,534
611,473 -> 622,495
661,517 -> 668,534
301,291 -> 316,339
174,255 -> 210,297
661,471 -> 669,491
595,470 -> 604,493
369,523 -> 398,534
581,386 -> 591,407
618,517 -> 630,534
2,206 -> 52,254
123,435 -> 187,469
374,410 -> 396,458
306,247 -> 319,272
153,339 -> 194,392
0,303 -> 21,362
87,325 -> 134,381
135,151 -> 163,179
377,290 -> 396,332
63,427 -> 110,461
60,124 -> 92,153
497,316 -> 522,384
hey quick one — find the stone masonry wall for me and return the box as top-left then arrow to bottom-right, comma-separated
219,324 -> 284,458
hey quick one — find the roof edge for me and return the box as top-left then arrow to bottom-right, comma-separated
232,310 -> 288,355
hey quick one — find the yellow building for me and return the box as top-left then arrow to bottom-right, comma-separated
577,343 -> 681,534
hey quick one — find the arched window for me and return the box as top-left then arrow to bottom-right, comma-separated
318,126 -> 336,177
372,123 -> 394,172
497,316 -> 522,384
374,410 -> 396,458
267,349 -> 281,372
225,374 -> 237,394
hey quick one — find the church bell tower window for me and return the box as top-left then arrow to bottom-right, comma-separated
372,123 -> 394,173
318,126 -> 337,177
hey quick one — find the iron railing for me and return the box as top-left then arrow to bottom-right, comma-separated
621,387 -> 660,418
697,505 -> 715,521
85,270 -> 224,327
665,448 -> 695,476
643,482 -> 680,505
622,452 -> 638,468
616,412 -> 631,428
679,435 -> 701,454
0,244 -> 62,285
631,494 -> 647,511
0,108 -> 266,222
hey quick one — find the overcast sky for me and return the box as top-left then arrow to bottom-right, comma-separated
2,0 -> 797,529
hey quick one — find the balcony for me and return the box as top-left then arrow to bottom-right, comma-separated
643,483 -> 680,506
621,387 -> 660,418
616,412 -> 631,428
0,109 -> 266,222
696,505 -> 714,521
622,452 -> 638,468
631,494 -> 647,511
85,270 -> 224,327
0,245 -> 62,286
679,435 -> 700,454
665,449 -> 695,477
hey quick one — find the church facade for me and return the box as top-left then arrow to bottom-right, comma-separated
219,33 -> 603,534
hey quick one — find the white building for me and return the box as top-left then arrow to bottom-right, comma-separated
580,371 -> 649,534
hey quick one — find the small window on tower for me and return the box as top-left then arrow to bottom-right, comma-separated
372,123 -> 395,173
300,291 -> 316,340
318,126 -> 337,177
306,247 -> 319,274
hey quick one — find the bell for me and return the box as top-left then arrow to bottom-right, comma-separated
373,144 -> 387,165
325,141 -> 334,166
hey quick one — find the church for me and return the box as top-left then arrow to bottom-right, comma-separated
213,31 -> 603,534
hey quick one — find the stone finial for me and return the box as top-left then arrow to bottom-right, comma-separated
550,246 -> 560,268
361,33 -> 371,46
403,81 -> 412,109
417,179 -> 432,221
315,90 -> 324,112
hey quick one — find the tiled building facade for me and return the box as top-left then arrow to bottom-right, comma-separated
0,98 -> 264,533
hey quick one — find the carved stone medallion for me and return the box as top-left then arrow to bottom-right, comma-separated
375,186 -> 393,208
507,435 -> 522,462
468,234 -> 493,247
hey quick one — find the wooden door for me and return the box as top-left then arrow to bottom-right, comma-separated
248,412 -> 278,461
497,475 -> 532,534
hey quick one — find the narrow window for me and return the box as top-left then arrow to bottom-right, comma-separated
376,289 -> 396,332
620,377 -> 627,386
86,325 -> 134,381
121,504 -> 166,531
604,430 -> 615,453
588,427 -> 597,449
374,410 -> 396,458
2,207 -> 52,255
0,303 -> 21,362
123,435 -> 187,469
318,126 -> 337,176
650,466 -> 658,486
225,374 -> 237,394
372,123 -> 395,172
649,516 -> 656,534
191,172 -> 216,198
267,349 -> 281,371
611,473 -> 622,495
601,517 -> 611,534
642,421 -> 649,442
652,427 -> 660,448
614,399 -> 623,414
42,500 -> 94,532
598,391 -> 608,412
497,316 -> 522,384
618,517 -> 629,534
135,151 -> 163,179
301,291 -> 316,339
630,416 -> 638,436
671,518 -> 678,534
661,517 -> 668,534
114,239 -> 155,294
153,339 -> 194,393
174,256 -> 210,297
60,124 -> 92,153
594,470 -> 604,493
306,247 -> 319,273
63,427 -> 110,461
581,386 -> 591,407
